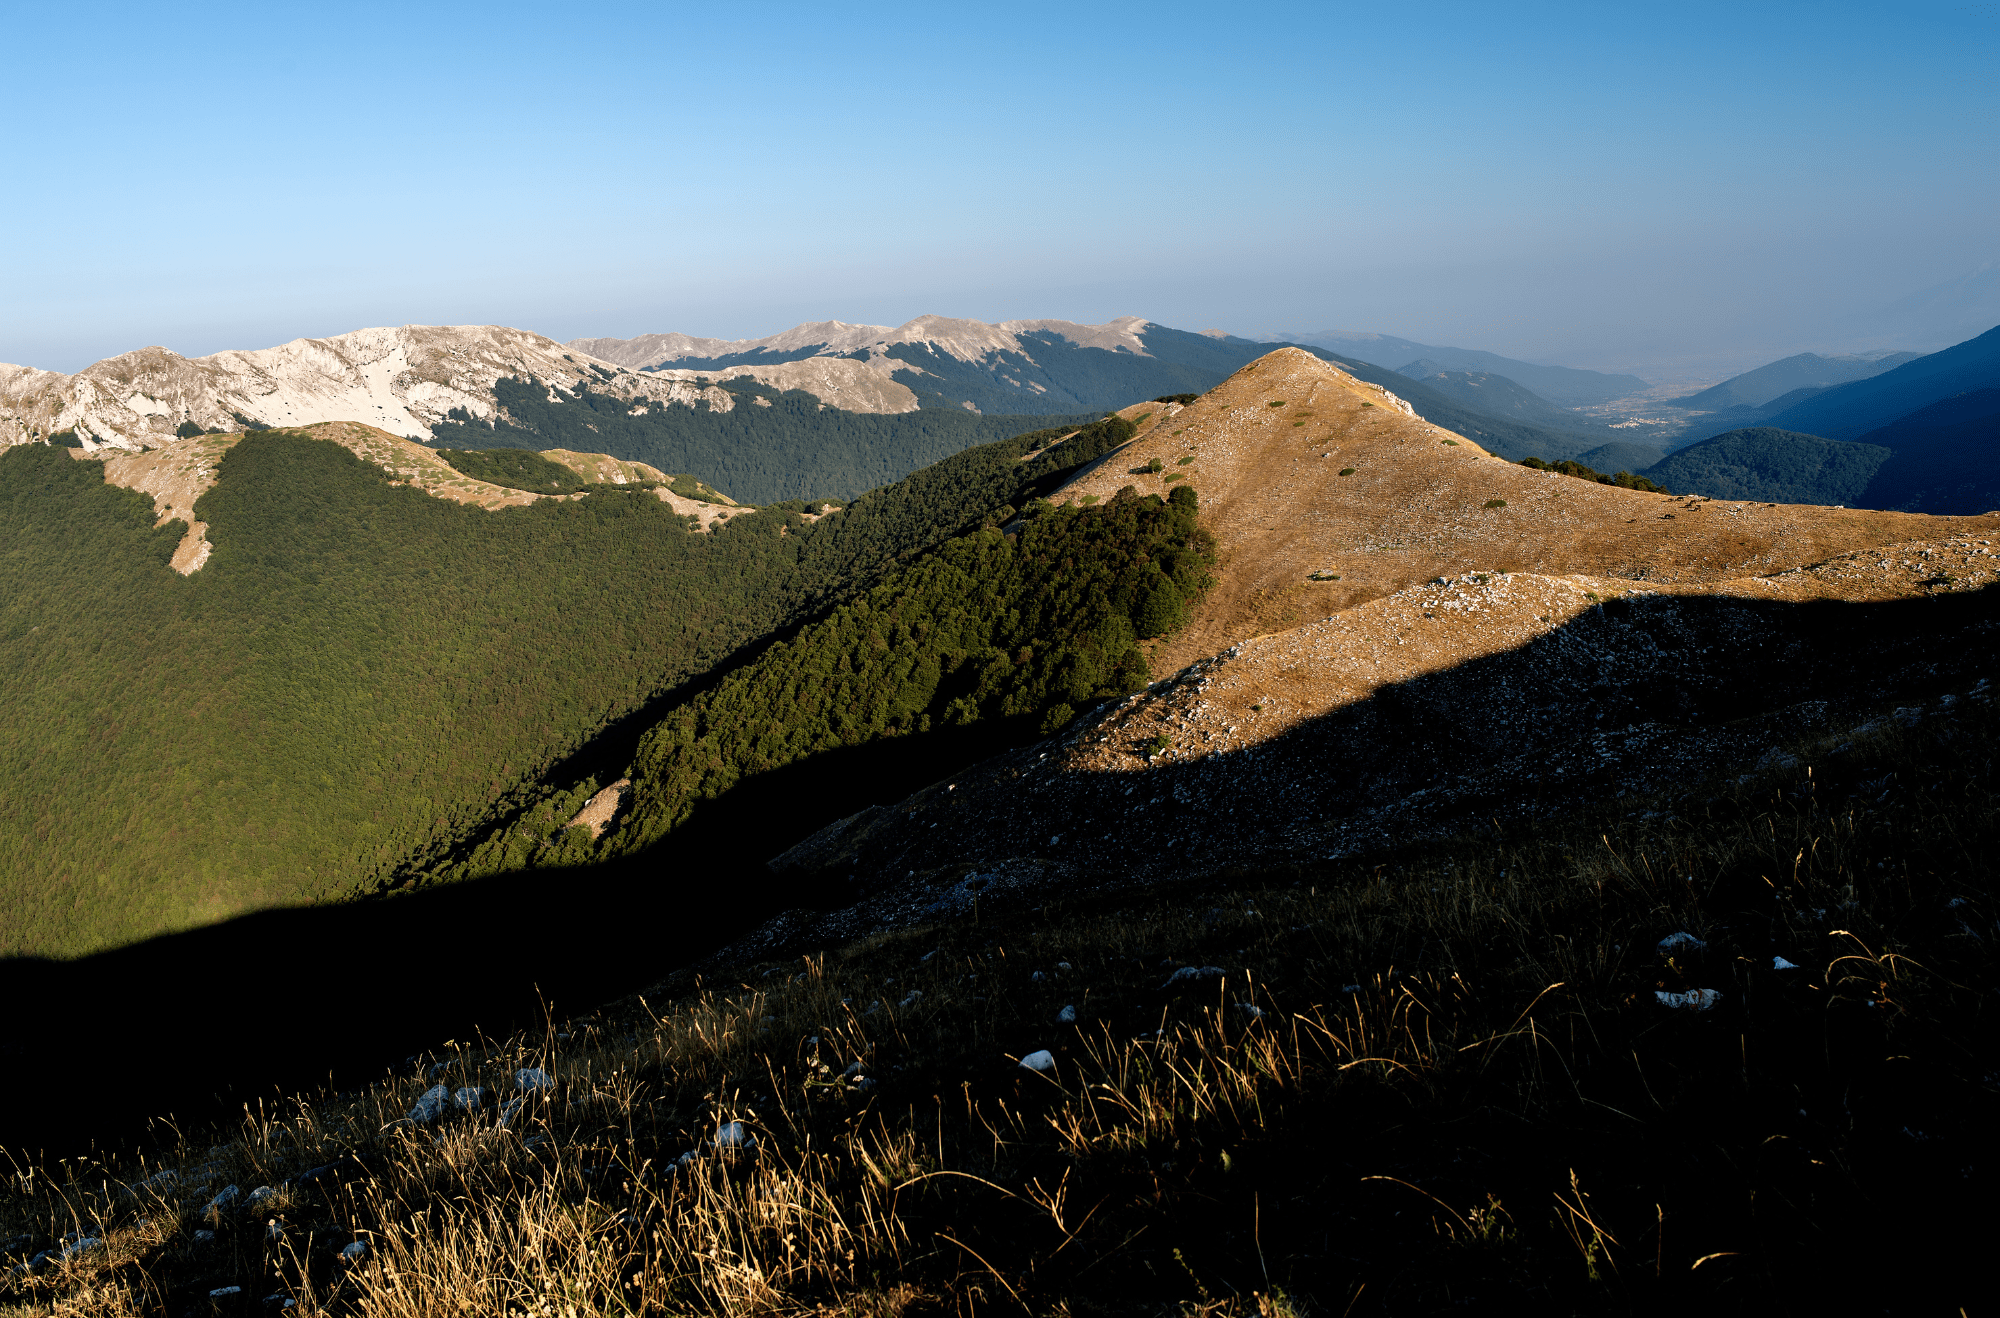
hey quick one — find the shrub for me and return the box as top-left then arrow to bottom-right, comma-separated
46,430 -> 82,448
1177,455 -> 1194,465
1038,702 -> 1076,735
1485,499 -> 1507,508
1146,457 -> 1164,473
1268,401 -> 1287,408
1339,468 -> 1356,476
1152,393 -> 1199,405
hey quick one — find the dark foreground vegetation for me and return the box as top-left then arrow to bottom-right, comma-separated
2,695 -> 1991,1314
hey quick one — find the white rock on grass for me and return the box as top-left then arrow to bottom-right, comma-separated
341,1241 -> 369,1262
1056,1005 -> 1077,1023
1655,989 -> 1721,1011
714,1121 -> 756,1152
1236,1002 -> 1265,1019
1018,1050 -> 1056,1073
406,1085 -> 452,1123
497,1097 -> 526,1129
515,1068 -> 554,1092
1773,956 -> 1800,970
1161,965 -> 1226,989
453,1087 -> 484,1112
245,1186 -> 279,1213
1656,932 -> 1706,954
205,1185 -> 240,1217
209,1287 -> 242,1299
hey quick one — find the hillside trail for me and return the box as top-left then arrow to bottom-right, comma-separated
1053,347 -> 2000,681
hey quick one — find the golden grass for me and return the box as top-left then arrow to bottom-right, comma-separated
4,706 -> 1994,1314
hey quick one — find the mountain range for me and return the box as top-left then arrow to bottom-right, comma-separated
1272,328 -> 1650,404
4,336 -> 1996,1314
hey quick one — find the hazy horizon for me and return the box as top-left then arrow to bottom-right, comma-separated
6,1 -> 1995,382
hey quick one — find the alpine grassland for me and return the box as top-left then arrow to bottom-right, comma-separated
4,700 -> 1989,1313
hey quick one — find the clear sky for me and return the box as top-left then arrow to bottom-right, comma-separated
4,0 -> 1995,379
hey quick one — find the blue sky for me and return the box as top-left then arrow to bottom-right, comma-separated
4,0 -> 1994,378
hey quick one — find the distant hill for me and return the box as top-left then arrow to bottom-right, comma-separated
1571,440 -> 1676,474
1675,350 -> 1922,411
1854,389 -> 2000,514
568,316 -> 1614,471
1758,324 -> 2000,439
1275,329 -> 1647,404
1393,363 -> 1620,437
1645,427 -> 1892,505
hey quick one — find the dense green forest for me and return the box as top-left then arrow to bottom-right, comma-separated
0,437 -> 820,956
1646,427 -> 1890,504
433,483 -> 1210,882
428,375 -> 1100,504
0,408 -> 1143,956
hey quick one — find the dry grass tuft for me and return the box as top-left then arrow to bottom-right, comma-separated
4,706 -> 1995,1314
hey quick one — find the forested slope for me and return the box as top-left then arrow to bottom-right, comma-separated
430,376 -> 1099,504
0,437 -> 819,956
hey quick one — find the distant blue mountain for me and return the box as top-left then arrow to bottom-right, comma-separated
1274,330 -> 1647,405
1758,325 -> 2000,440
1675,350 -> 1922,411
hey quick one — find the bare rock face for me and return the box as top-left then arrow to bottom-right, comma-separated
0,325 -> 738,453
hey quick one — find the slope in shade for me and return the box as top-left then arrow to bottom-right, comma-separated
1854,388 -> 2000,514
1759,323 -> 2000,439
1673,349 -> 1922,411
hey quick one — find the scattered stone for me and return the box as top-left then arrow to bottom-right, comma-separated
515,1068 -> 554,1092
1656,989 -> 1722,1011
205,1185 -> 240,1217
1057,1004 -> 1077,1023
899,991 -> 922,1009
1019,1049 -> 1056,1073
341,1241 -> 369,1262
246,1186 -> 279,1213
714,1121 -> 756,1152
59,1237 -> 101,1261
453,1087 -> 484,1112
1656,932 -> 1707,954
1773,956 -> 1799,970
406,1085 -> 452,1123
1162,965 -> 1226,989
194,1230 -> 216,1244
1236,1002 -> 1265,1019
210,1286 -> 243,1299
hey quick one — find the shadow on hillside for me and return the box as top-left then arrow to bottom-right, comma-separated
804,582 -> 2000,899
0,720 -> 1040,1162
8,582 -> 1998,1162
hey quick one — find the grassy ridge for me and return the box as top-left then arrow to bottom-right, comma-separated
5,693 -> 1989,1313
0,437 -> 815,956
